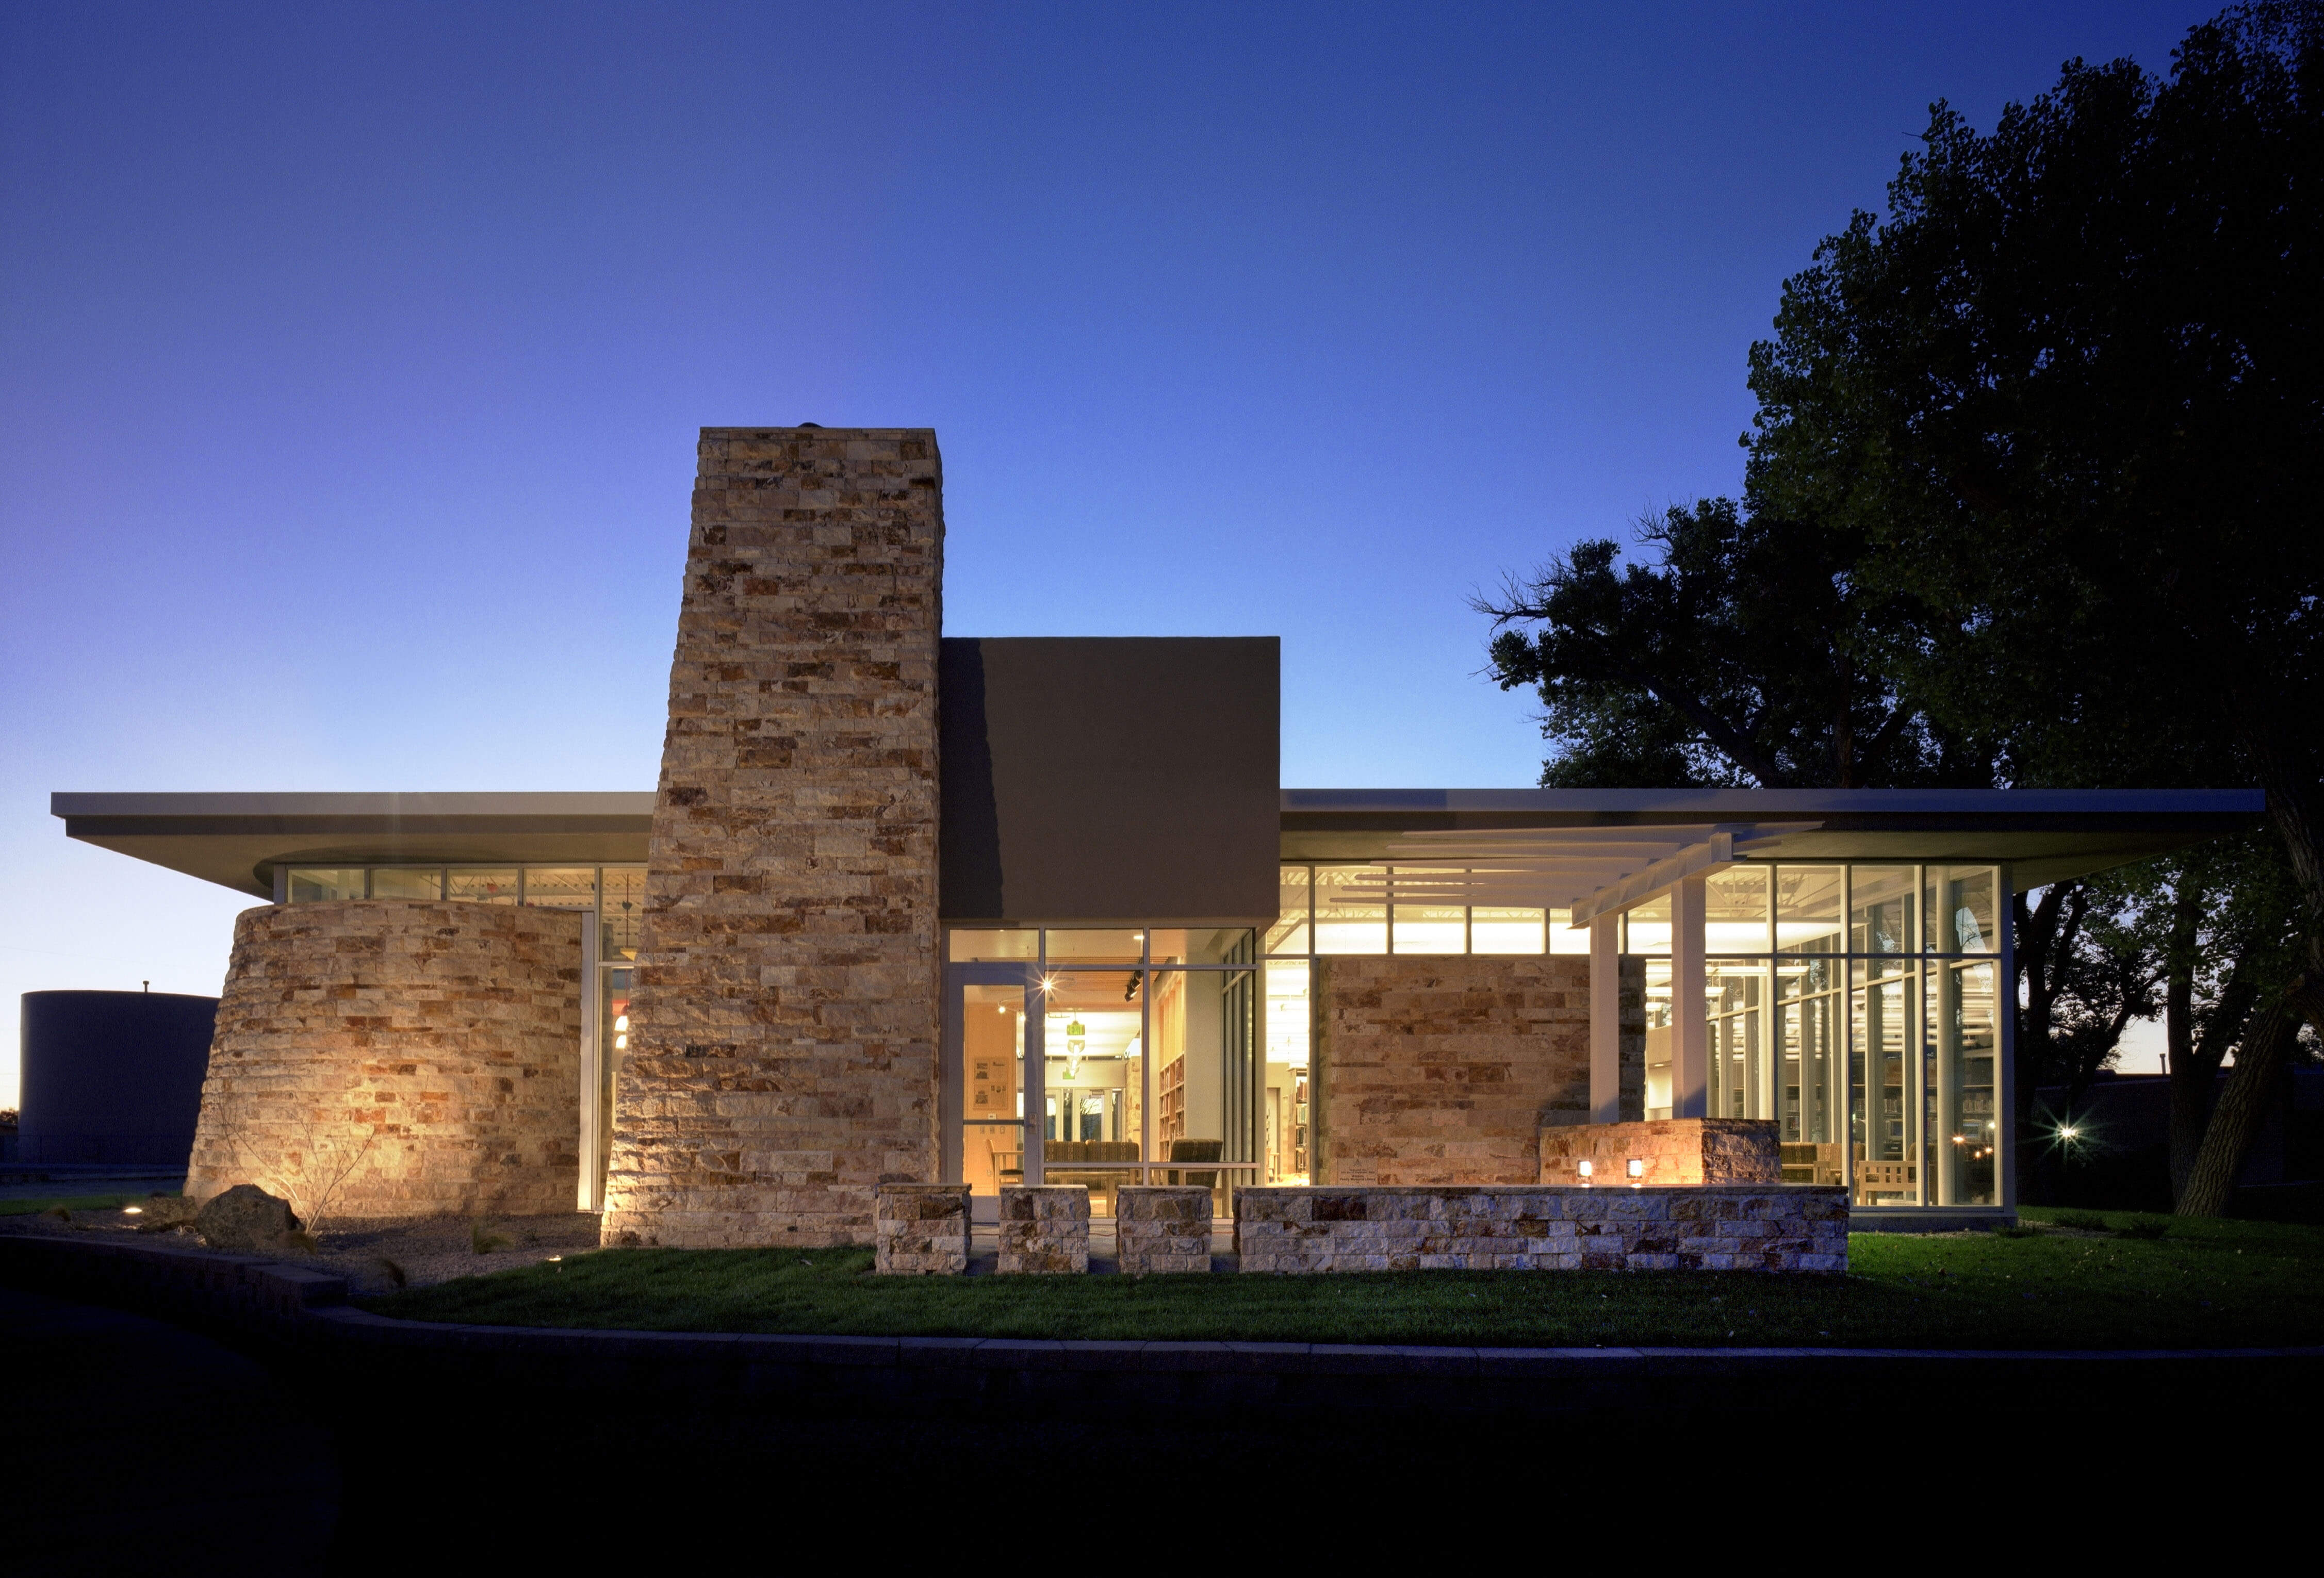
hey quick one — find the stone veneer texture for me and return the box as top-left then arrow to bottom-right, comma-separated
1314,956 -> 1590,1187
874,1183 -> 971,1274
998,1185 -> 1089,1273
603,428 -> 944,1249
1114,1185 -> 1213,1274
1537,1118 -> 1781,1187
186,901 -> 583,1218
1234,1185 -> 1847,1273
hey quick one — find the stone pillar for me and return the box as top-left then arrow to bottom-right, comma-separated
1589,912 -> 1621,1123
187,901 -> 584,1220
997,1185 -> 1089,1273
603,428 -> 945,1249
1115,1185 -> 1212,1273
874,1183 -> 970,1274
1671,876 -> 1709,1119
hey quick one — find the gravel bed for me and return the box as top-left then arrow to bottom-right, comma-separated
1,1205 -> 604,1294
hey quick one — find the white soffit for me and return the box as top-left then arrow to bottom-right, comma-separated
1320,823 -> 1824,921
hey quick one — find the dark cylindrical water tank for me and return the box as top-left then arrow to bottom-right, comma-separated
19,991 -> 218,1167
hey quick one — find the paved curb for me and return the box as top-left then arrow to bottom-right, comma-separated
7,1229 -> 2319,1420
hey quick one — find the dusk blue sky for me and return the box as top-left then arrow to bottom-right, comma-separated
1,1 -> 2210,1100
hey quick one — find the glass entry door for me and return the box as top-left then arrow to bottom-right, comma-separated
942,964 -> 1043,1205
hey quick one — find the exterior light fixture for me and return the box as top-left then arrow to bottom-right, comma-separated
1577,1159 -> 1594,1185
122,1205 -> 143,1215
2058,1124 -> 2082,1143
547,1255 -> 562,1262
1627,1158 -> 1645,1188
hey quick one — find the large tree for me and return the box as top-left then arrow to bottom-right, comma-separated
1478,500 -> 1994,788
1743,2 -> 2324,1213
1487,4 -> 2323,1211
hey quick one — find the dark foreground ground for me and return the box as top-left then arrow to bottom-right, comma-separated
8,1277 -> 2322,1569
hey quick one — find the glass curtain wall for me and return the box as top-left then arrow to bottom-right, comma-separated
948,927 -> 1260,1212
1618,862 -> 2004,1207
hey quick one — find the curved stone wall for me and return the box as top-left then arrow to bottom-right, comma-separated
186,901 -> 584,1219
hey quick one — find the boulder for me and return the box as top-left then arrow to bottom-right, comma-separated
194,1185 -> 301,1252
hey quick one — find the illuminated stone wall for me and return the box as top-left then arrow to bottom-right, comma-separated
1537,1117 -> 1781,1187
1313,955 -> 1592,1187
185,900 -> 584,1219
603,428 -> 945,1248
1233,1184 -> 1847,1272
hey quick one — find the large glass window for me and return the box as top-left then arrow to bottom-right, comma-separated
369,867 -> 444,900
286,868 -> 366,901
947,927 -> 1261,1214
1643,861 -> 2005,1209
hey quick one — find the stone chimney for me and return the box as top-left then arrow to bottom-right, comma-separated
603,428 -> 943,1247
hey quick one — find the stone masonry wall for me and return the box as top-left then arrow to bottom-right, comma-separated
1115,1185 -> 1212,1273
999,1186 -> 1089,1273
604,428 -> 944,1249
186,901 -> 583,1219
1233,1185 -> 1847,1273
1538,1118 -> 1781,1187
1315,956 -> 1589,1187
874,1183 -> 970,1274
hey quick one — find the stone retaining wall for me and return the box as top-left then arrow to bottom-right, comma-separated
1115,1186 -> 1212,1274
1538,1119 -> 1781,1188
875,1184 -> 970,1274
1233,1185 -> 1846,1272
606,428 -> 945,1249
999,1185 -> 1088,1273
186,900 -> 584,1220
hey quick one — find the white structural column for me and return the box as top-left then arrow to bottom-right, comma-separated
1671,875 -> 1709,1119
1589,912 -> 1621,1123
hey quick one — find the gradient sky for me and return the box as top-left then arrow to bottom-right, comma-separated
0,1 -> 2210,1103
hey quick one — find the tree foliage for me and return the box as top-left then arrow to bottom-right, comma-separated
1483,3 -> 2324,1209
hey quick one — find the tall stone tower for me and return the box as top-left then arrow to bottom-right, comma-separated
602,428 -> 944,1247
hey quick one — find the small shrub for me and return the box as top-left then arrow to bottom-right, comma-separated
2114,1220 -> 2170,1240
46,1207 -> 70,1223
376,1257 -> 408,1289
283,1229 -> 319,1253
470,1218 -> 512,1255
2053,1211 -> 2108,1232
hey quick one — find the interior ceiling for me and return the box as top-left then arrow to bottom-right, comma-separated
1319,824 -> 1814,912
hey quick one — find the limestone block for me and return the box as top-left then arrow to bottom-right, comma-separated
1232,1184 -> 1847,1273
1115,1186 -> 1212,1274
1537,1118 -> 1781,1187
604,428 -> 944,1250
997,1185 -> 1089,1273
185,900 -> 584,1221
874,1183 -> 970,1274
1313,955 -> 1590,1187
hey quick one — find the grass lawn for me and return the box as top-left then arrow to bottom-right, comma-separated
364,1206 -> 2324,1350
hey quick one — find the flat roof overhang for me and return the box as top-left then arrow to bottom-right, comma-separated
1279,787 -> 2267,891
51,793 -> 657,899
54,785 -> 2267,905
